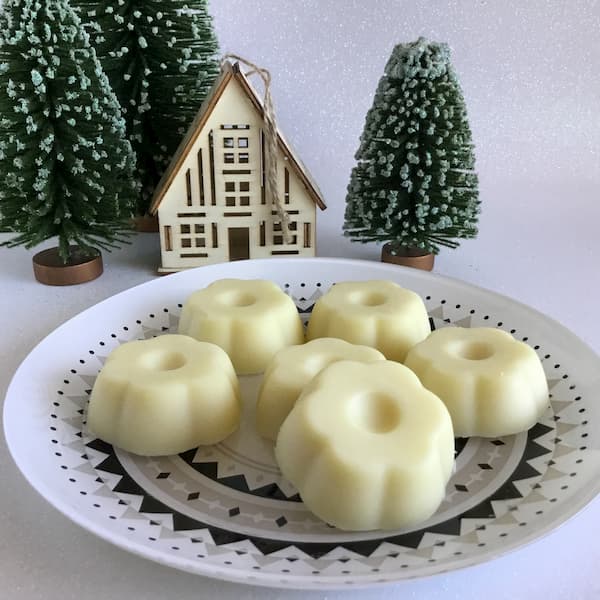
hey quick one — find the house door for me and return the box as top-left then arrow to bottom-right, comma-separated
228,227 -> 250,261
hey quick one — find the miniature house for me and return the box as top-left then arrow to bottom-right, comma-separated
150,61 -> 326,272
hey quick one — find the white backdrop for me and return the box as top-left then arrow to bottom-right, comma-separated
212,0 -> 600,220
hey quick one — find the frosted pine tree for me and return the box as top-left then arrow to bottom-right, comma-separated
72,0 -> 220,215
0,0 -> 138,262
344,38 -> 480,255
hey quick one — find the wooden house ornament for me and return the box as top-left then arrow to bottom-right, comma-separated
150,60 -> 326,272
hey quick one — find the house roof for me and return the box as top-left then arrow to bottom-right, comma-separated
149,61 -> 327,215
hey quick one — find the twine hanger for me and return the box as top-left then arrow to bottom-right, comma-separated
220,53 -> 292,243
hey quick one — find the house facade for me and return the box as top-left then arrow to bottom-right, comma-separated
150,62 -> 326,272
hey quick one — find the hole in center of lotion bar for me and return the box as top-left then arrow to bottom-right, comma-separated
350,393 -> 401,434
141,351 -> 187,371
454,341 -> 495,361
350,291 -> 387,307
220,292 -> 256,307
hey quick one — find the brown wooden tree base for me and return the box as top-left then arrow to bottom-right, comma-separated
381,243 -> 434,271
132,214 -> 159,232
32,246 -> 103,285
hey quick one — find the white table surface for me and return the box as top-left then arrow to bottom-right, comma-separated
1,180 -> 599,600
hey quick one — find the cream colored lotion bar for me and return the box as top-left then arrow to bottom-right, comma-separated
405,327 -> 549,437
275,360 -> 454,531
256,337 -> 385,440
178,279 -> 304,375
87,334 -> 241,456
306,280 -> 430,362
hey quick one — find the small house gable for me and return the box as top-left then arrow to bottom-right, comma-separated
151,62 -> 325,272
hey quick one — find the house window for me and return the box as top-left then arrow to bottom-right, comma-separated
240,196 -> 250,206
284,167 -> 290,204
273,231 -> 297,245
209,130 -> 216,206
181,238 -> 192,248
240,181 -> 250,192
239,153 -> 249,164
164,226 -> 173,251
186,169 -> 192,206
221,124 -> 250,130
304,222 -> 311,248
238,137 -> 248,148
195,224 -> 205,234
180,224 -> 191,234
289,221 -> 297,231
226,197 -> 236,207
197,148 -> 205,206
260,129 -> 266,205
195,238 -> 206,247
223,137 -> 234,148
225,181 -> 235,192
224,153 -> 235,164
211,223 -> 218,247
260,221 -> 266,246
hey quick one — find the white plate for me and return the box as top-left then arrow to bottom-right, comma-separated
4,258 -> 600,590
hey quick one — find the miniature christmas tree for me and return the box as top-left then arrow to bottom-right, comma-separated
0,0 -> 138,264
344,38 -> 480,258
72,0 -> 220,215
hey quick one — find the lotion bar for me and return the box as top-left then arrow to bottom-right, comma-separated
306,280 -> 430,362
275,360 -> 454,531
256,337 -> 385,440
178,279 -> 304,374
87,334 -> 241,456
404,327 -> 549,437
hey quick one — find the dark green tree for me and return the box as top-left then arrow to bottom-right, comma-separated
344,38 -> 480,255
0,0 -> 138,262
72,0 -> 220,215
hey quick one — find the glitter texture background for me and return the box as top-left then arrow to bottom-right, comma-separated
211,1 -> 600,246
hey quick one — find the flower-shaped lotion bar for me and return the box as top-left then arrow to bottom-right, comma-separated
306,280 -> 430,362
87,334 -> 240,455
405,327 -> 549,437
178,279 -> 304,374
257,337 -> 385,440
275,360 -> 454,531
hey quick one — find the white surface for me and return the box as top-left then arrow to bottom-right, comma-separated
1,0 -> 599,597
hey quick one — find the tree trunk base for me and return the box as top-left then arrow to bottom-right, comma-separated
32,246 -> 103,285
381,243 -> 434,271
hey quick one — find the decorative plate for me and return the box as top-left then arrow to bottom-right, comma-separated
4,258 -> 600,590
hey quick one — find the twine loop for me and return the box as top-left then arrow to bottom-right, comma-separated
220,54 -> 291,243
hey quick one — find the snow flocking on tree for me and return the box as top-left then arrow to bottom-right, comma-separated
71,0 -> 220,215
344,37 -> 480,255
0,0 -> 138,262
